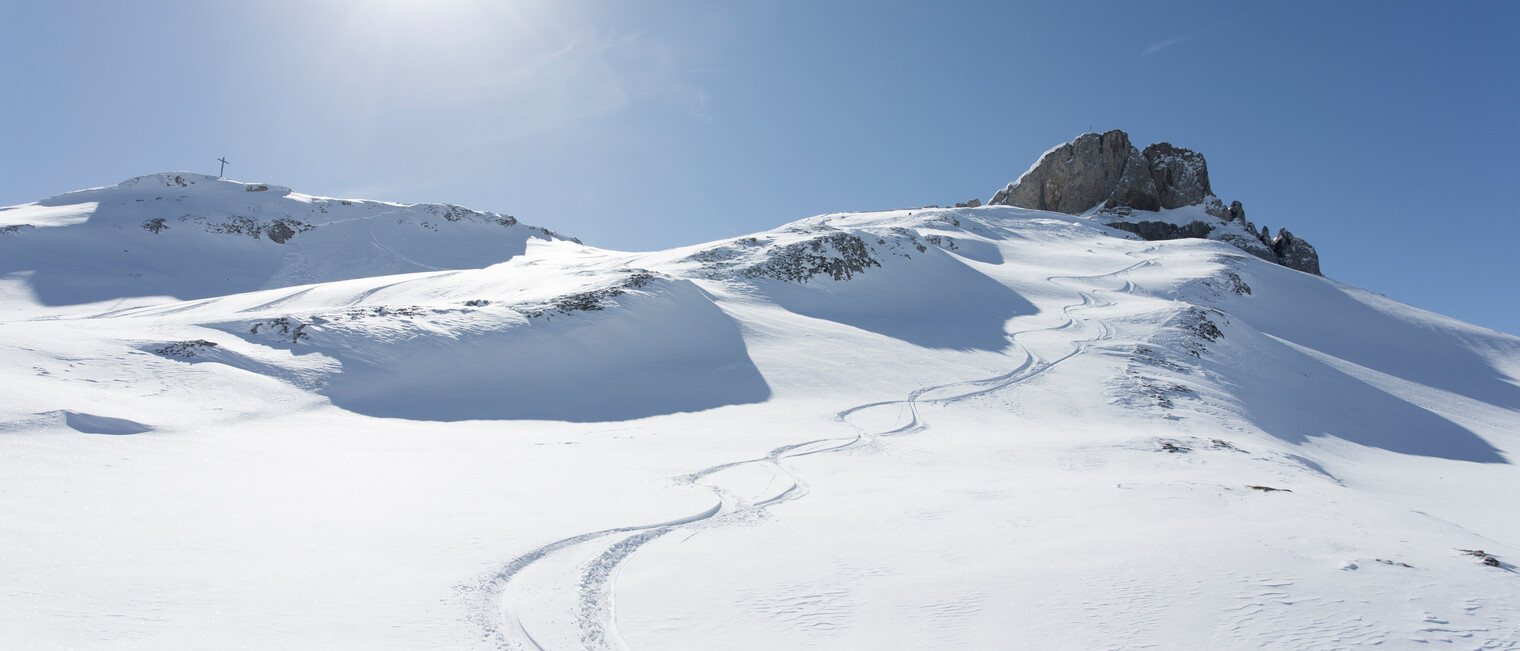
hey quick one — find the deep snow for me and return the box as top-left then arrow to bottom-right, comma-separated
1,176 -> 1517,649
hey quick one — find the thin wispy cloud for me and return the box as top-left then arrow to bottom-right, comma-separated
1143,36 -> 1188,56
1143,5 -> 1267,56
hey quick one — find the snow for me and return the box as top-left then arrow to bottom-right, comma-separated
0,172 -> 566,306
0,201 -> 98,228
2,178 -> 1518,649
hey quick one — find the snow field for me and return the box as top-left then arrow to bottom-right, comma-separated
1,184 -> 1517,649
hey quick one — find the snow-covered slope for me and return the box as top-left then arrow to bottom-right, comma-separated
2,179 -> 1518,649
0,172 -> 572,305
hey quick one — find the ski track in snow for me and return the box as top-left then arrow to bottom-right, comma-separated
238,287 -> 318,313
368,230 -> 446,272
473,258 -> 1146,650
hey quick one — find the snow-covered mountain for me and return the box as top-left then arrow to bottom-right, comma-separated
0,172 -> 573,305
3,153 -> 1518,649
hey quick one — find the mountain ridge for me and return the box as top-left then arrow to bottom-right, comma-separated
2,149 -> 1518,648
0,171 -> 575,305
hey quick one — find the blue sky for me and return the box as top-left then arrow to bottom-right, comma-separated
3,1 -> 1517,334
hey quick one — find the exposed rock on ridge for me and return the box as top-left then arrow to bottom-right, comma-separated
990,130 -> 1321,275
1141,142 -> 1213,210
1273,229 -> 1320,275
990,130 -> 1159,214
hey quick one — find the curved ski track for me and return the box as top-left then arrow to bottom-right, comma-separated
472,259 -> 1149,650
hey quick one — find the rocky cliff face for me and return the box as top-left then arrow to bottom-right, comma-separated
990,130 -> 1321,275
990,130 -> 1156,214
1141,142 -> 1213,210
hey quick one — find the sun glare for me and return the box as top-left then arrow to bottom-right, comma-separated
364,0 -> 533,29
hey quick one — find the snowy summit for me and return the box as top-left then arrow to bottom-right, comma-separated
2,135 -> 1518,649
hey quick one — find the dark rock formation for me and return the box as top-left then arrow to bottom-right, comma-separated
991,130 -> 1156,214
153,339 -> 219,358
1104,146 -> 1161,212
1141,143 -> 1212,209
1228,201 -> 1246,222
1272,229 -> 1321,275
989,131 -> 1221,216
1218,232 -> 1278,263
1107,221 -> 1214,241
266,221 -> 297,244
741,233 -> 881,283
990,130 -> 1323,275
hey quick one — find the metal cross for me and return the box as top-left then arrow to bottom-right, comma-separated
218,157 -> 230,178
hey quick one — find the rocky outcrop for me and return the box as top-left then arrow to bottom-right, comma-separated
266,220 -> 298,244
1141,143 -> 1212,209
741,233 -> 881,283
1108,220 -> 1214,241
989,130 -> 1223,216
1272,229 -> 1321,275
991,130 -> 1156,214
990,130 -> 1323,275
1105,146 -> 1161,212
1217,232 -> 1278,263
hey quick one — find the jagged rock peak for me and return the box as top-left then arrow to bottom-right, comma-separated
990,130 -> 1226,216
1228,200 -> 1246,222
1141,142 -> 1212,210
989,130 -> 1322,276
990,130 -> 1157,214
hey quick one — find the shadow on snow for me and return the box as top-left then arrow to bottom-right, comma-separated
754,245 -> 1036,351
223,279 -> 771,423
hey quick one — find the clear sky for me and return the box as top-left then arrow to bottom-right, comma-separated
3,1 -> 1517,334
